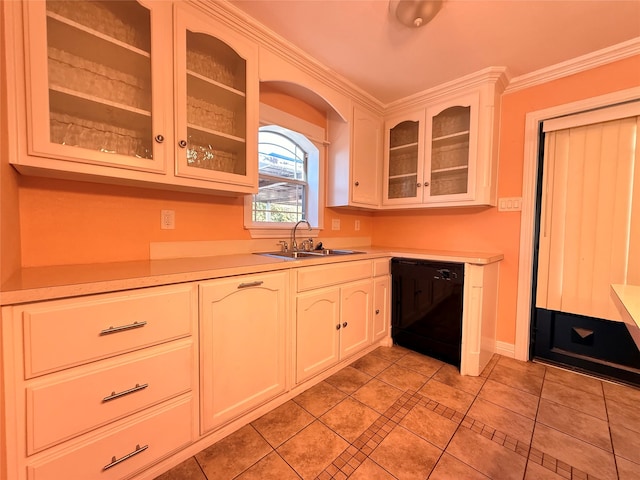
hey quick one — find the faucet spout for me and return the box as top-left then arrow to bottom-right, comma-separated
291,220 -> 312,252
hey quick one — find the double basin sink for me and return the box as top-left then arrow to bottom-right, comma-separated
257,249 -> 365,260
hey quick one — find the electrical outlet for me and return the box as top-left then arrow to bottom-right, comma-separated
161,210 -> 175,229
355,219 -> 360,231
498,197 -> 522,212
332,219 -> 341,231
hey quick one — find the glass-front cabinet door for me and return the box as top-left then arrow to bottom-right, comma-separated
424,93 -> 479,204
383,111 -> 425,205
174,5 -> 258,187
24,0 -> 171,172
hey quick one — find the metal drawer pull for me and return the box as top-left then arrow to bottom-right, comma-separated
99,321 -> 147,336
102,383 -> 149,403
238,281 -> 264,289
103,444 -> 148,471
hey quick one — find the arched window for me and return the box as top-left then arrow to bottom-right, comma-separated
252,127 -> 314,223
245,104 -> 324,237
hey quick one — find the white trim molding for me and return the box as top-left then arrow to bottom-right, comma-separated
495,341 -> 515,358
514,86 -> 640,361
506,37 -> 640,93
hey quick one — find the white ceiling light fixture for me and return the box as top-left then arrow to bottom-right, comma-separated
390,0 -> 443,28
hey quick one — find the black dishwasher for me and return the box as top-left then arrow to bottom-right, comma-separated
391,258 -> 464,367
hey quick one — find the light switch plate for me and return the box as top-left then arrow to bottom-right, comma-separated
332,219 -> 341,230
498,197 -> 522,212
161,210 -> 175,229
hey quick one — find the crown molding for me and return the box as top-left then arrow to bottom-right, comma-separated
384,66 -> 510,115
189,0 -> 385,114
505,37 -> 640,93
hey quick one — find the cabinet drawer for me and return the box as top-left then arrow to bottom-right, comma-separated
21,284 -> 196,378
27,341 -> 193,454
26,396 -> 194,480
373,258 -> 390,277
297,260 -> 372,292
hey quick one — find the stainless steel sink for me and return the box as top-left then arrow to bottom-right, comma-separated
256,249 -> 365,260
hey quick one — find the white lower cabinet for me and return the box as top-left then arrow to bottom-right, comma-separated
199,271 -> 288,433
1,284 -> 199,480
295,265 -> 375,384
373,276 -> 390,343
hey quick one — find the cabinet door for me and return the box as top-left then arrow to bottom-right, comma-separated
340,280 -> 372,359
383,110 -> 426,205
200,272 -> 287,433
424,92 -> 480,204
174,3 -> 258,188
296,288 -> 340,383
24,0 -> 171,172
351,106 -> 382,206
373,276 -> 390,343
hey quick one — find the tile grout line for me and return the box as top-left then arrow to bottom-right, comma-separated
315,383 -> 604,480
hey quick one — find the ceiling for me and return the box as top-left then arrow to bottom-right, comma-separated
229,0 -> 640,105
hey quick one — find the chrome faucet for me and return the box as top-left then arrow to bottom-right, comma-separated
291,220 -> 311,252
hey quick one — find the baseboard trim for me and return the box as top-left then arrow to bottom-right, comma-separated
495,341 -> 515,358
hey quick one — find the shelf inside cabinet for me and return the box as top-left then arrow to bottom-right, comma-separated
432,130 -> 470,144
187,31 -> 247,93
50,86 -> 151,130
388,175 -> 418,199
430,168 -> 468,196
46,13 -> 151,82
431,166 -> 468,174
48,87 -> 153,158
186,72 -> 246,138
186,126 -> 246,175
389,142 -> 419,152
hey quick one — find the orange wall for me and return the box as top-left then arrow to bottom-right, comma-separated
373,55 -> 640,346
16,89 -> 373,267
0,4 -> 22,284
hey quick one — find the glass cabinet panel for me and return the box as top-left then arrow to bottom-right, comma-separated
387,120 -> 420,200
429,106 -> 471,197
184,32 -> 247,176
40,1 -> 158,166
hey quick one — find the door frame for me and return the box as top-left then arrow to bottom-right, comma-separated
513,86 -> 640,361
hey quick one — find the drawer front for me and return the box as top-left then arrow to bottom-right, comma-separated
26,396 -> 193,480
27,341 -> 193,454
373,258 -> 390,277
22,284 -> 196,377
297,260 -> 372,292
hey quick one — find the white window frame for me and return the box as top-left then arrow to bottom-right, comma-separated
244,103 -> 326,238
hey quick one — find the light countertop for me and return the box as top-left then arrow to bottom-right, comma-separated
1,247 -> 503,306
611,284 -> 640,349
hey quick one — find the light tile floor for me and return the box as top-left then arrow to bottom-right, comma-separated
155,346 -> 640,480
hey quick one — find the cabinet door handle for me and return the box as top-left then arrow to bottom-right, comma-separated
416,183 -> 422,187
354,181 -> 360,186
178,140 -> 187,148
375,309 -> 380,314
238,281 -> 264,289
102,383 -> 149,403
336,324 -> 341,330
424,181 -> 430,187
99,321 -> 147,336
154,134 -> 164,143
342,321 -> 348,328
103,444 -> 149,471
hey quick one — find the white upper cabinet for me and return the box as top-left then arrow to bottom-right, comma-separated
424,92 -> 480,204
382,73 -> 505,208
382,110 -> 426,205
328,103 -> 383,208
13,0 -> 258,195
23,0 -> 171,173
173,3 -> 258,188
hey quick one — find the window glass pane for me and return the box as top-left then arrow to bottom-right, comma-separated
258,131 -> 306,181
253,179 -> 304,223
253,127 -> 308,224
